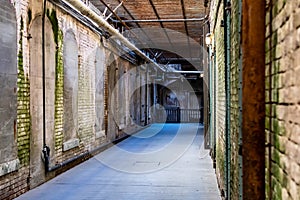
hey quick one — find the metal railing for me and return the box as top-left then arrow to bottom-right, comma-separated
155,107 -> 203,123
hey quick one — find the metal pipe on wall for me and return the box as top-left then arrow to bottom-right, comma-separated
41,0 -> 51,173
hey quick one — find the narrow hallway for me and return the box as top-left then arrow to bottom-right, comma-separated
16,124 -> 220,200
1,0 -> 300,199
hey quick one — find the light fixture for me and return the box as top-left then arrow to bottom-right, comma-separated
205,33 -> 212,46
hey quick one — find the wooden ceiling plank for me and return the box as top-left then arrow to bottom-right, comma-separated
147,0 -> 174,49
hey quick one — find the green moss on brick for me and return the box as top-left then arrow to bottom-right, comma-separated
17,17 -> 31,167
216,139 -> 225,189
54,29 -> 64,150
46,9 -> 64,151
46,9 -> 59,45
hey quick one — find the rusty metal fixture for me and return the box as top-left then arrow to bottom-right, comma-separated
242,0 -> 266,199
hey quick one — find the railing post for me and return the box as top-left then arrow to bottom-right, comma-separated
177,107 -> 181,123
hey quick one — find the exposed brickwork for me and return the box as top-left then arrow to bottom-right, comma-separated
210,0 -> 226,195
17,17 -> 30,168
265,1 -> 300,199
229,0 -> 242,199
0,167 -> 29,200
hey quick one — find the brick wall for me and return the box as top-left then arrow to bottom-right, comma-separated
265,1 -> 300,199
210,0 -> 226,195
229,0 -> 242,199
210,0 -> 243,198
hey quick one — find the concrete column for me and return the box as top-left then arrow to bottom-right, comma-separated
242,0 -> 265,199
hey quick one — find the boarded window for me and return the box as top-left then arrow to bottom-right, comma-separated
63,30 -> 78,142
95,47 -> 105,138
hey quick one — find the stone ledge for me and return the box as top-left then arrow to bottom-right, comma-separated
63,138 -> 80,152
95,130 -> 105,139
118,124 -> 125,130
0,158 -> 20,177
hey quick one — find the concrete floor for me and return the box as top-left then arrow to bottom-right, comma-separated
16,123 -> 221,200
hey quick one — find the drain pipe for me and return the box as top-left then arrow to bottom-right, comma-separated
144,65 -> 148,126
62,0 -> 166,72
41,0 -> 51,173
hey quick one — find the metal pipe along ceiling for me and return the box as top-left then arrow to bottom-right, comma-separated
63,0 -> 167,72
113,17 -> 207,23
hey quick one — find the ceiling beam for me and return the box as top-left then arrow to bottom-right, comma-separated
180,0 -> 192,62
116,0 -> 159,60
148,0 -> 174,49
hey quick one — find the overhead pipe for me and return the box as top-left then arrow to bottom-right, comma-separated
62,0 -> 167,72
168,70 -> 204,74
112,17 -> 207,23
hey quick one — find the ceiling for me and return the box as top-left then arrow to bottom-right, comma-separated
89,0 -> 210,70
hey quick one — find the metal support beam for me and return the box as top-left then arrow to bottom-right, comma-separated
105,1 -> 123,21
242,0 -> 265,199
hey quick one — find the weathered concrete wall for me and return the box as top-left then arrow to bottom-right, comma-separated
0,0 -> 18,166
0,1 -> 23,199
265,1 -> 300,199
0,0 -> 147,198
0,0 -> 31,199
